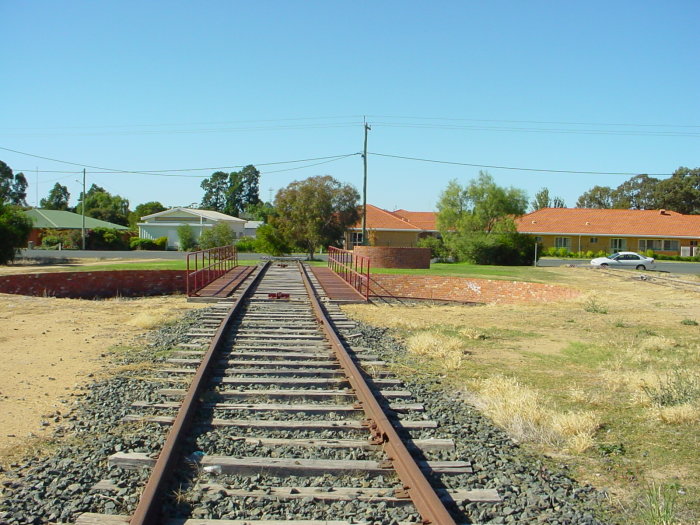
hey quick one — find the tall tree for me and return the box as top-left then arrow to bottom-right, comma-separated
0,161 -> 28,206
40,183 -> 71,210
76,184 -> 130,226
531,187 -> 566,211
129,201 -> 167,228
200,171 -> 229,212
576,185 -> 615,208
611,174 -> 659,210
200,165 -> 261,216
272,175 -> 359,259
654,167 -> 700,214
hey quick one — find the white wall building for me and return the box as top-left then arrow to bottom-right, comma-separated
138,207 -> 246,250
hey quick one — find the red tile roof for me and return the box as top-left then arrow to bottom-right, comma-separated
349,205 -> 437,231
515,208 -> 700,238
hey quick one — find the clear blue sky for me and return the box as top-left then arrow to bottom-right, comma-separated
2,1 -> 698,213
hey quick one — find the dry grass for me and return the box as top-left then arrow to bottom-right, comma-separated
125,307 -> 182,329
468,375 -> 600,451
653,403 -> 700,425
405,331 -> 466,370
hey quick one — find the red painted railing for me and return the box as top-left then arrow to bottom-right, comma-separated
327,246 -> 371,300
186,245 -> 238,296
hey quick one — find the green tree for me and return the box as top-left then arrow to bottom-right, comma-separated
0,204 -> 33,264
200,164 -> 261,216
611,174 -> 659,210
436,172 -> 533,265
253,223 -> 292,256
76,184 -> 130,226
199,222 -> 235,249
200,171 -> 229,212
0,161 -> 28,206
576,185 -> 615,209
40,183 -> 70,210
272,175 -> 359,260
128,201 -> 167,228
243,200 -> 275,222
654,167 -> 700,214
530,187 -> 566,210
177,224 -> 197,251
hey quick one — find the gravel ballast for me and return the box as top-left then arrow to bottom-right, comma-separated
0,302 -> 613,524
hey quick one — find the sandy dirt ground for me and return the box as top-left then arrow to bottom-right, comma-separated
0,291 -> 203,461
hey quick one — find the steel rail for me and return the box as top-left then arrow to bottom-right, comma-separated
299,262 -> 456,525
129,261 -> 270,525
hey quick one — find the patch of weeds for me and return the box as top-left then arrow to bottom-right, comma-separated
583,297 -> 608,314
598,442 -> 626,456
639,482 -> 678,525
565,319 -> 575,323
638,329 -> 657,337
642,370 -> 700,407
613,320 -> 627,328
680,319 -> 698,326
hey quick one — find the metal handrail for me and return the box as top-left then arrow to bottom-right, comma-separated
327,246 -> 371,300
186,245 -> 238,296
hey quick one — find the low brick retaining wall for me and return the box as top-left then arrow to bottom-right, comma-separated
0,270 -> 185,299
369,274 -> 579,304
353,246 -> 431,269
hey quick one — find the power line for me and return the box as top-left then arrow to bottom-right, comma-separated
366,114 -> 700,129
370,122 -> 700,138
368,151 -> 674,176
2,145 -> 360,178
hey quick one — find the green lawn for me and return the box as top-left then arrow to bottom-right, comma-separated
369,261 -> 558,282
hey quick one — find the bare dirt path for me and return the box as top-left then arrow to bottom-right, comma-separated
0,292 -> 203,461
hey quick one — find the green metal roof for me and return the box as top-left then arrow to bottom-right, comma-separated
24,209 -> 129,230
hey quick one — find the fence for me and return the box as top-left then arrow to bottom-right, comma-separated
327,246 -> 371,300
186,245 -> 238,296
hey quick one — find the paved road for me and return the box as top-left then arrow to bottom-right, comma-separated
536,258 -> 700,275
18,249 -> 328,262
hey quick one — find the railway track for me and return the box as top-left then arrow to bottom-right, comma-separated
76,261 -> 499,525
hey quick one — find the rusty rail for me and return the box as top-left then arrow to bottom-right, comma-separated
129,261 -> 269,525
186,245 -> 238,296
327,246 -> 371,300
299,262 -> 456,525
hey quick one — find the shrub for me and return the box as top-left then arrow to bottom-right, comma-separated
417,235 -> 450,260
556,247 -> 570,258
254,224 -> 292,256
199,223 -> 235,250
177,224 -> 197,251
456,232 -> 536,266
642,370 -> 700,407
86,227 -> 129,250
130,237 -> 167,250
0,204 -> 33,264
235,236 -> 257,252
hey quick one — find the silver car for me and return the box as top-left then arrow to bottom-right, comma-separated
591,251 -> 655,270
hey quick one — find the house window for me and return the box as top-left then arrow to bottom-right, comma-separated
639,239 -> 661,252
589,237 -> 598,244
610,238 -> 626,251
351,232 -> 363,246
555,237 -> 571,249
663,240 -> 680,251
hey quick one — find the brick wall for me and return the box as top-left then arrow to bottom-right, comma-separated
0,270 -> 185,299
353,246 -> 431,269
369,274 -> 579,304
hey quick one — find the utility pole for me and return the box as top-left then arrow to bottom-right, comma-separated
361,118 -> 370,245
35,167 -> 39,208
81,169 -> 86,250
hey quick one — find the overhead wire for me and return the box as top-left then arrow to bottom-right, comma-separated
368,152 -> 673,176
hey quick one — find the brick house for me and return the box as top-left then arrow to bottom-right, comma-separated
23,208 -> 129,247
345,205 -> 438,248
514,208 -> 700,256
